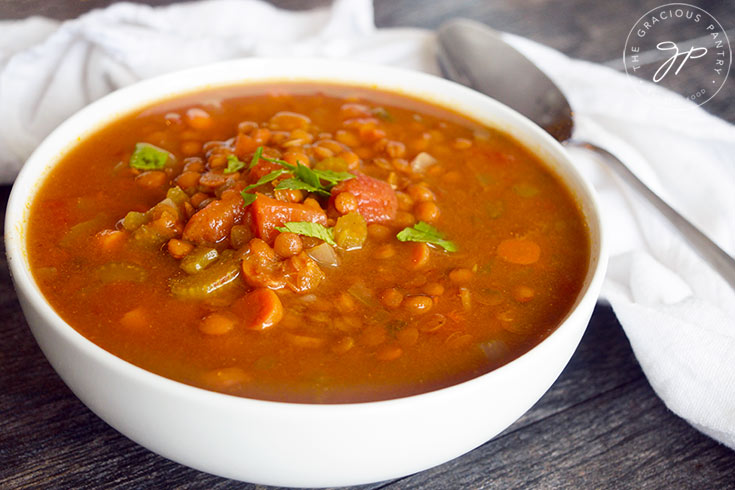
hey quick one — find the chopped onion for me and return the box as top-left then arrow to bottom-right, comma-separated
347,282 -> 380,308
306,243 -> 340,267
473,129 -> 490,141
409,152 -> 437,173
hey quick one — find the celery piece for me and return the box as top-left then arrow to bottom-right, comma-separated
170,254 -> 240,300
333,212 -> 367,251
59,214 -> 107,248
96,262 -> 147,284
166,186 -> 189,206
121,211 -> 148,231
180,247 -> 219,275
131,223 -> 171,249
512,182 -> 539,198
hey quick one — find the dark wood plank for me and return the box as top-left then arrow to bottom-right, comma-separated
385,379 -> 735,489
509,303 -> 644,430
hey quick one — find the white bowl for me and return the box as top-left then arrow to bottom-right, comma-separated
5,58 -> 606,487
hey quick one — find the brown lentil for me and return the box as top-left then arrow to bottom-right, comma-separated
379,288 -> 404,309
403,295 -> 433,315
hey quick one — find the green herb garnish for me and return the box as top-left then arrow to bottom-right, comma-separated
129,143 -> 170,170
250,147 -> 353,195
248,146 -> 264,170
240,191 -> 257,207
224,155 -> 246,174
242,169 -> 288,192
289,163 -> 325,194
311,168 -> 355,185
396,221 -> 457,252
373,107 -> 394,122
274,178 -> 328,196
277,221 -> 336,246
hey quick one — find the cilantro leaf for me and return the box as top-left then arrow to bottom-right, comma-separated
396,221 -> 457,252
248,146 -> 264,170
129,143 -> 171,170
240,191 -> 257,207
277,221 -> 336,246
224,155 -> 246,174
242,169 -> 288,192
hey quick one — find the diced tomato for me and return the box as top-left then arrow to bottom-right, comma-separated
250,193 -> 327,243
182,193 -> 246,245
249,158 -> 283,181
330,173 -> 397,224
240,239 -> 324,293
282,252 -> 325,293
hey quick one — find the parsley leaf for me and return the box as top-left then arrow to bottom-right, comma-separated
297,163 -> 322,188
275,178 -> 330,196
254,147 -> 353,195
240,191 -> 257,207
396,221 -> 457,252
248,146 -> 263,170
277,221 -> 336,246
259,153 -> 292,168
129,143 -> 171,170
373,107 -> 394,122
312,168 -> 354,185
242,169 -> 288,192
224,155 -> 246,174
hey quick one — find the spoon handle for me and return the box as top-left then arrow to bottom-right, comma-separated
567,140 -> 735,291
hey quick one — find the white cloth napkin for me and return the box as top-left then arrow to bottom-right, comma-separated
2,0 -> 734,449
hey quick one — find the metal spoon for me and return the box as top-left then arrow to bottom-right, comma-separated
436,18 -> 735,291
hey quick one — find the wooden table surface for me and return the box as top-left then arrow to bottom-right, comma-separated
1,0 -> 733,488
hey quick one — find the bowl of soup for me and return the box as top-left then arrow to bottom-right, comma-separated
5,58 -> 606,486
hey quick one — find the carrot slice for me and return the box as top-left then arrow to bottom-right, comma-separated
199,311 -> 237,336
230,288 -> 284,330
497,238 -> 541,265
95,229 -> 126,251
135,170 -> 168,190
119,307 -> 148,329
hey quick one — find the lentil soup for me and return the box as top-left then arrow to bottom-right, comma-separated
27,84 -> 589,403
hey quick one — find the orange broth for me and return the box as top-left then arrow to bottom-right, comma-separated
27,84 -> 590,403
